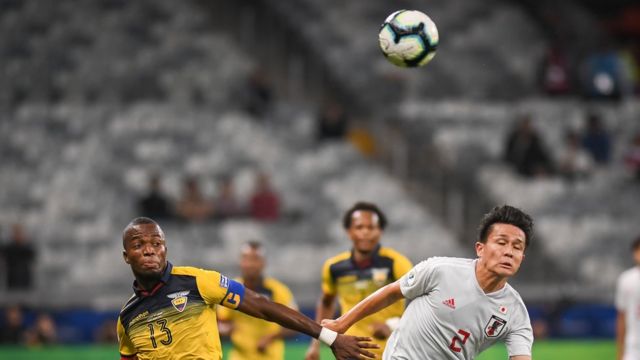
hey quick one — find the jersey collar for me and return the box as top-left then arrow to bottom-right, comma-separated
132,261 -> 173,297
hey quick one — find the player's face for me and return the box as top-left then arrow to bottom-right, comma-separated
347,211 -> 382,254
240,247 -> 264,280
122,223 -> 167,278
476,223 -> 526,278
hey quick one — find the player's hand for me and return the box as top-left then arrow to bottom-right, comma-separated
304,340 -> 321,360
330,334 -> 378,360
371,322 -> 392,340
321,318 -> 347,334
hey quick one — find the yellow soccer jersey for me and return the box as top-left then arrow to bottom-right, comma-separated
117,262 -> 245,360
322,245 -> 412,355
217,277 -> 297,360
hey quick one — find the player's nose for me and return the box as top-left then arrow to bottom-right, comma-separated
142,243 -> 155,255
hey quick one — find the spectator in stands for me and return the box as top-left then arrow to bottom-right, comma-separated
582,113 -> 612,165
317,101 -> 349,142
243,68 -> 273,118
175,176 -> 214,223
137,174 -> 172,220
557,130 -> 594,181
1,223 -> 37,290
249,172 -> 280,221
504,115 -> 554,177
581,45 -> 625,100
615,236 -> 640,360
624,132 -> 640,181
539,44 -> 572,96
0,305 -> 26,344
213,176 -> 243,220
346,120 -> 377,157
25,313 -> 57,346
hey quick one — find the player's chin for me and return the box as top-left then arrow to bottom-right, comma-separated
136,264 -> 164,277
495,264 -> 518,277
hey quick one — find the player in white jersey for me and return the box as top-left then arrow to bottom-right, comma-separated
322,205 -> 534,359
615,237 -> 640,360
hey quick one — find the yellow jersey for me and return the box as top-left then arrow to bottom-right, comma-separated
117,262 -> 245,360
217,277 -> 297,360
322,245 -> 412,355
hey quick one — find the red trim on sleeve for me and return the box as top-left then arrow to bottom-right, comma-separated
120,354 -> 137,360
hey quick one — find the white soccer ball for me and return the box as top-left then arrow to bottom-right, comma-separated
378,10 -> 439,68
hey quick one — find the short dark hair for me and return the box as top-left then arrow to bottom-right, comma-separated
242,240 -> 265,256
477,205 -> 533,248
631,237 -> 640,251
342,202 -> 387,230
122,217 -> 160,248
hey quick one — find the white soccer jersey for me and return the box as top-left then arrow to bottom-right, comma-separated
615,266 -> 640,360
384,257 -> 533,360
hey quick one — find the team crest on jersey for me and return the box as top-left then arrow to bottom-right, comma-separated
167,291 -> 190,312
485,315 -> 507,338
371,268 -> 390,286
406,271 -> 416,286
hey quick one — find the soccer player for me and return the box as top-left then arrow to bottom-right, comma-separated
305,202 -> 413,359
218,241 -> 297,360
615,236 -> 640,360
117,217 -> 377,360
322,205 -> 534,360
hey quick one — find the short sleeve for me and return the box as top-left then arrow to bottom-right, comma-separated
117,317 -> 137,357
196,269 -> 245,310
217,302 -> 233,321
399,259 -> 437,300
321,260 -> 336,296
615,272 -> 628,311
274,282 -> 298,310
504,307 -> 534,357
392,253 -> 413,280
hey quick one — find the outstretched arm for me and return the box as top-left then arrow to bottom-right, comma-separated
322,280 -> 404,334
237,288 -> 378,359
510,356 -> 531,360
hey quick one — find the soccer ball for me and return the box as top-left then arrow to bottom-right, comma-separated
378,10 -> 439,68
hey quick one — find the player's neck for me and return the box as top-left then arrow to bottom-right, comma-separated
353,249 -> 374,263
135,275 -> 162,292
475,265 -> 507,294
243,276 -> 263,290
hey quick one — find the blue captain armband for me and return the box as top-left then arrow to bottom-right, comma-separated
220,279 -> 245,309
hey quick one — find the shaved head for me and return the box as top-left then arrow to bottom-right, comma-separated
122,217 -> 163,249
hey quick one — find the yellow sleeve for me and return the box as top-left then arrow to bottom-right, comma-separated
194,268 -> 245,310
393,253 -> 413,280
117,317 -> 137,356
321,259 -> 336,296
273,280 -> 298,310
217,302 -> 234,321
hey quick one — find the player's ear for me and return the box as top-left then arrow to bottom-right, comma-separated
475,242 -> 484,257
123,250 -> 130,264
